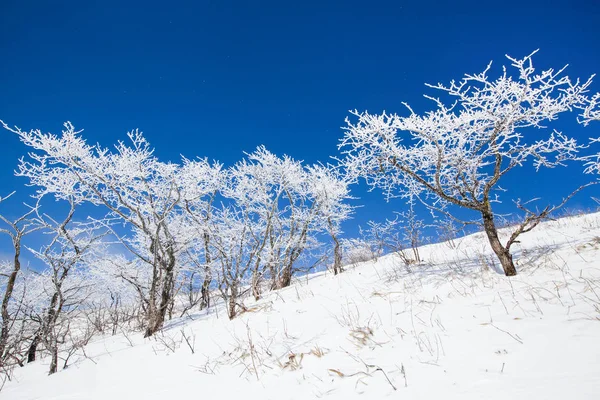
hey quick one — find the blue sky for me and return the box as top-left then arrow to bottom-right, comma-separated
1,0 -> 600,256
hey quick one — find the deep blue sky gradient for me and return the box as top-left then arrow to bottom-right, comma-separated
1,0 -> 600,256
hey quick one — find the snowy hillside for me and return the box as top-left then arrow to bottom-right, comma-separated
4,212 -> 600,400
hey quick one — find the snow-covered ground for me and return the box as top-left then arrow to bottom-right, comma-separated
4,212 -> 600,399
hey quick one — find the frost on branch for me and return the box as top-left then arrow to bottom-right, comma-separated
221,147 -> 353,304
3,121 -> 354,329
579,93 -> 600,176
4,123 -> 188,337
339,51 -> 596,276
580,92 -> 600,126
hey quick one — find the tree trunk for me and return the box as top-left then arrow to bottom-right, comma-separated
278,249 -> 304,288
200,232 -> 212,309
251,257 -> 262,301
27,335 -> 39,363
333,240 -> 343,275
278,264 -> 293,289
144,272 -> 173,337
481,210 -> 517,276
251,272 -> 261,301
0,241 -> 21,363
48,343 -> 58,375
200,274 -> 211,310
329,220 -> 343,275
144,248 -> 177,337
144,304 -> 160,338
228,284 -> 237,320
269,264 -> 277,291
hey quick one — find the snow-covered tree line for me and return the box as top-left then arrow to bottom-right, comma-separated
1,50 -> 600,380
0,126 -> 352,377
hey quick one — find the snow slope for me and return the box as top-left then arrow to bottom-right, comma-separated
4,212 -> 600,399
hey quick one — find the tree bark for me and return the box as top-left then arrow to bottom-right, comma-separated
251,257 -> 262,301
200,276 -> 211,310
0,240 -> 21,364
228,283 -> 238,320
481,210 -> 517,276
329,218 -> 343,276
200,232 -> 212,309
144,243 -> 177,337
278,263 -> 293,288
27,334 -> 39,363
277,243 -> 306,288
144,267 -> 174,337
43,293 -> 62,375
48,343 -> 58,375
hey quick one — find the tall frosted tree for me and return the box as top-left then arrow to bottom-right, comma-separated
3,123 -> 186,336
339,52 -> 596,276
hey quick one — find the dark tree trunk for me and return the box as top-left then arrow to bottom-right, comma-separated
277,221 -> 311,289
43,293 -> 63,375
279,264 -> 293,288
144,315 -> 159,338
144,247 -> 177,338
269,264 -> 277,291
277,245 -> 305,289
144,300 -> 166,338
27,335 -> 40,363
481,210 -> 517,276
48,343 -> 58,375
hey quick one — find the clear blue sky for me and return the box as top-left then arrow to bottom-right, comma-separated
1,0 -> 599,246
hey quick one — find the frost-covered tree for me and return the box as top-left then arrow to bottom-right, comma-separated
396,197 -> 428,264
2,122 -> 354,330
3,123 -> 186,336
0,193 -> 42,372
225,146 -> 312,294
178,157 -> 224,310
305,164 -> 354,275
27,200 -> 104,375
225,147 -> 353,294
210,206 -> 261,319
6,267 -> 45,369
340,51 -> 596,276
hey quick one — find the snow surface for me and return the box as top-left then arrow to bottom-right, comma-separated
4,212 -> 600,399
